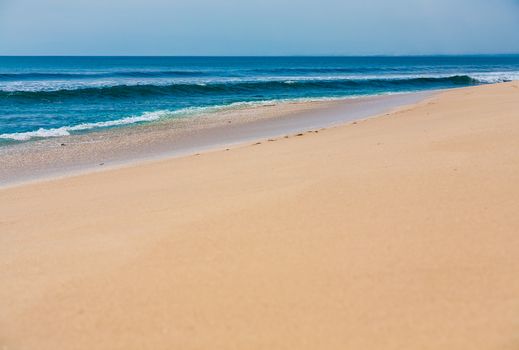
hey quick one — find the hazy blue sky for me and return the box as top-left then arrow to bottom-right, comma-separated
1,0 -> 519,55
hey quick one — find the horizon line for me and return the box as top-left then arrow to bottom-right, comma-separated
1,53 -> 519,58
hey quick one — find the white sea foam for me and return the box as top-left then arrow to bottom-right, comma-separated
470,72 -> 519,83
1,72 -> 518,93
0,111 -> 168,141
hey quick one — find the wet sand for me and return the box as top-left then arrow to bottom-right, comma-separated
0,92 -> 429,186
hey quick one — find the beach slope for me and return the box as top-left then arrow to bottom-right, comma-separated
1,82 -> 519,350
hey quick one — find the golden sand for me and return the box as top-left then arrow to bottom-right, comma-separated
1,82 -> 519,350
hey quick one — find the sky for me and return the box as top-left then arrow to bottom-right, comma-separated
1,0 -> 519,56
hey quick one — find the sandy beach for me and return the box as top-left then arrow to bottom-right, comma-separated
1,81 -> 519,349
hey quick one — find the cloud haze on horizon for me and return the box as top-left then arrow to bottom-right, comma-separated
1,0 -> 519,55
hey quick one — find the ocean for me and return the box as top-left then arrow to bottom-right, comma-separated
1,56 -> 519,142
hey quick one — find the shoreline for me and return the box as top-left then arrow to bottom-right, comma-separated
0,91 -> 432,187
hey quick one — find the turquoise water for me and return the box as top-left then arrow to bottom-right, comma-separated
1,56 -> 519,142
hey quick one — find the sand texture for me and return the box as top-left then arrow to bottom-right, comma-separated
1,82 -> 519,350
